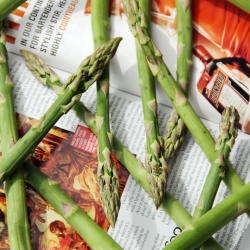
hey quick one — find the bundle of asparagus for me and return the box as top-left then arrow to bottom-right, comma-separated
122,0 -> 246,196
192,106 -> 240,223
0,36 -> 122,249
22,50 -> 247,250
0,0 -> 250,249
0,36 -> 122,184
122,0 -> 249,248
20,49 -> 223,250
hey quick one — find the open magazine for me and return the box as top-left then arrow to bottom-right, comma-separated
1,0 -> 250,249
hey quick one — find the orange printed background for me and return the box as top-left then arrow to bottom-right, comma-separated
85,0 -> 250,62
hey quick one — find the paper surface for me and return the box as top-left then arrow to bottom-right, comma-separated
2,0 -> 250,249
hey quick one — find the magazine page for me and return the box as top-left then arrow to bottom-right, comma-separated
0,114 -> 130,249
6,0 -> 250,132
6,52 -> 250,249
17,115 -> 129,250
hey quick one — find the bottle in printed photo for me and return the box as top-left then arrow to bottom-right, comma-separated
193,44 -> 250,131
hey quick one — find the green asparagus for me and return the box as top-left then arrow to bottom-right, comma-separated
73,101 -> 224,250
0,0 -> 26,20
136,0 -> 168,208
192,106 -> 239,250
162,181 -> 250,250
91,0 -> 120,227
21,52 -> 223,250
227,0 -> 250,14
122,0 -> 246,198
163,0 -> 192,160
0,20 -> 31,250
0,37 -> 121,184
193,106 -> 239,221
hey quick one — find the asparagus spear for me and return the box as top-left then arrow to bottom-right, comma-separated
21,52 -> 223,250
163,0 -> 192,160
162,181 -> 250,250
0,0 -> 27,20
91,0 -> 120,227
227,0 -> 250,14
193,106 -> 239,221
0,37 -> 122,184
72,102 -> 224,250
136,0 -> 168,208
193,106 -> 239,250
23,160 -> 122,250
122,0 -> 246,197
0,20 -> 32,250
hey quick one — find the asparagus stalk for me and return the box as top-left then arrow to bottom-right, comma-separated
163,0 -> 192,160
122,0 -> 246,197
136,0 -> 168,208
175,0 -> 192,99
193,106 -> 239,221
21,53 -> 223,250
23,160 -> 122,250
0,20 -> 32,250
0,37 -> 122,184
227,0 -> 250,14
163,110 -> 187,159
0,0 -> 27,20
91,0 -> 120,227
193,106 -> 239,250
162,181 -> 250,250
72,101 -> 224,250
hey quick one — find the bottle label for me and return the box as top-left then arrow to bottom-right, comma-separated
200,62 -> 249,126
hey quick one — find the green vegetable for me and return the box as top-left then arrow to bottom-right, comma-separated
193,106 -> 239,221
162,181 -> 250,250
0,20 -> 31,250
122,0 -> 246,200
0,37 -> 122,184
91,0 -> 120,227
163,0 -> 192,160
136,0 -> 168,208
0,0 -> 26,20
227,0 -> 250,14
21,51 -> 223,250
192,106 -> 239,250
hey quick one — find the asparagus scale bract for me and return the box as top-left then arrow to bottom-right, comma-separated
136,0 -> 168,209
0,37 -> 122,184
0,0 -> 26,20
91,0 -> 120,227
23,53 -> 223,250
0,20 -> 32,250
